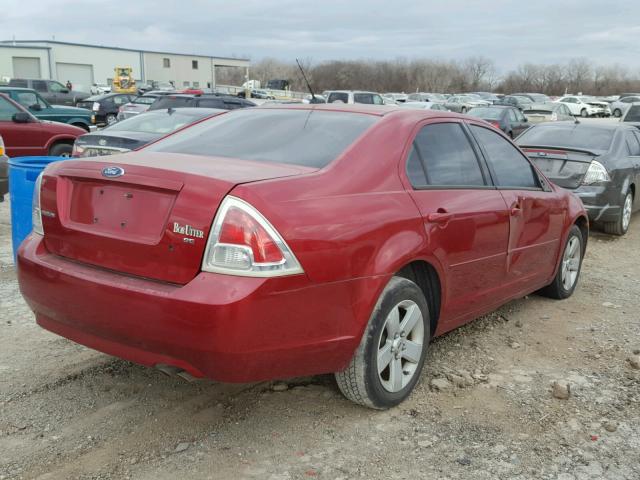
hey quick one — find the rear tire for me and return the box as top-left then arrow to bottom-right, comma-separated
539,225 -> 584,299
613,109 -> 622,118
335,277 -> 430,409
106,114 -> 117,125
461,107 -> 467,114
48,143 -> 73,157
603,191 -> 633,236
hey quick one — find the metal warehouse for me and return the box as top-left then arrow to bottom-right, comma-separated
0,39 -> 250,91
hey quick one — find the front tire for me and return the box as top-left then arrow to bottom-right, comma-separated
613,109 -> 622,118
539,225 -> 584,299
580,108 -> 588,117
603,190 -> 633,236
335,277 -> 430,409
461,107 -> 467,114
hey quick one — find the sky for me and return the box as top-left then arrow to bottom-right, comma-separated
2,0 -> 637,73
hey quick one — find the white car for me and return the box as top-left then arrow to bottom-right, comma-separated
90,83 -> 111,95
610,96 -> 640,118
555,96 -> 607,117
326,90 -> 386,105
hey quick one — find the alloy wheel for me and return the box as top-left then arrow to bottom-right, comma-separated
561,236 -> 581,291
377,300 -> 425,393
622,193 -> 633,232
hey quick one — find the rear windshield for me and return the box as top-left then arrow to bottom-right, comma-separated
133,96 -> 157,105
106,110 -> 217,134
624,105 -> 640,122
145,109 -> 378,168
468,108 -> 503,120
149,97 -> 193,110
516,125 -> 615,153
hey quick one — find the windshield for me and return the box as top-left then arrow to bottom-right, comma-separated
145,108 -> 378,168
623,105 -> 640,122
133,96 -> 157,105
516,125 -> 615,153
467,108 -> 503,120
106,110 -> 215,134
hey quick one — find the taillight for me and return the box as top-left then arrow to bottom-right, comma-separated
32,173 -> 44,235
582,160 -> 610,185
202,196 -> 303,277
489,121 -> 501,129
71,141 -> 84,157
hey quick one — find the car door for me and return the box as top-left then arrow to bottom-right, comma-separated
468,123 -> 565,294
11,90 -> 54,121
403,120 -> 511,325
48,80 -> 73,105
624,130 -> 640,211
0,96 -> 45,157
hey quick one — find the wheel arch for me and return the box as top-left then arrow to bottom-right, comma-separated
395,260 -> 442,336
44,134 -> 77,151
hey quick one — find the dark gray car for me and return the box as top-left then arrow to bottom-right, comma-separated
516,122 -> 640,235
467,105 -> 529,138
73,107 -> 223,157
8,78 -> 90,106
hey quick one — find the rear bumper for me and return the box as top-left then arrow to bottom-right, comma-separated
17,234 -> 375,383
572,185 -> 621,222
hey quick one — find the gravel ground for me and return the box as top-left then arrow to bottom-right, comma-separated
1,195 -> 639,480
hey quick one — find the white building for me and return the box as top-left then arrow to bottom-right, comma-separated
0,39 -> 250,92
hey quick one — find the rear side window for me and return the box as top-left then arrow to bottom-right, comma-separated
32,80 -> 47,92
408,123 -> 485,187
146,109 -> 378,168
470,125 -> 539,189
624,105 -> 640,122
328,92 -> 349,104
354,94 -> 373,104
625,131 -> 640,155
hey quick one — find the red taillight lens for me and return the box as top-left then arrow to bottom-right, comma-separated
218,207 -> 283,263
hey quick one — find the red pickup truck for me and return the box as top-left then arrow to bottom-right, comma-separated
0,93 -> 84,158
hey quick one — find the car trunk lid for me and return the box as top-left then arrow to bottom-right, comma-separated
521,147 -> 596,189
40,152 -> 316,284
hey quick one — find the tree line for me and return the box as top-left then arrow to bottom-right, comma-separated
216,57 -> 640,96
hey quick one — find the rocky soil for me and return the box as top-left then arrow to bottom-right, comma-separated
1,198 -> 639,480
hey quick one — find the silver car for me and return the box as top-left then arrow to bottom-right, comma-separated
610,96 -> 640,118
444,94 -> 490,113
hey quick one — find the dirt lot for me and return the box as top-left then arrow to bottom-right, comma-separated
1,196 -> 639,480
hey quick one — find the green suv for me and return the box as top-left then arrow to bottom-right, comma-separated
0,87 -> 95,131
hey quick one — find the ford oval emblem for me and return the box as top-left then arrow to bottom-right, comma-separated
102,166 -> 124,178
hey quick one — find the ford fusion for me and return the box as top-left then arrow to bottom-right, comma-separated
18,105 -> 588,409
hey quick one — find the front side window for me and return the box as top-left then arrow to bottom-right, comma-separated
32,80 -> 47,92
470,125 -> 539,189
372,95 -> 384,105
408,123 -> 485,187
49,81 -> 66,93
353,93 -> 373,104
0,96 -> 21,121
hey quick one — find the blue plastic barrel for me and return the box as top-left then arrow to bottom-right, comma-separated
9,156 -> 69,261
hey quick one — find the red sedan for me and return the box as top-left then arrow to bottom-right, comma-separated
17,105 -> 588,409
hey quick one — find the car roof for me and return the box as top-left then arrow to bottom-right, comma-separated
255,103 -> 470,120
533,121 -> 630,131
145,107 -> 224,116
0,86 -> 36,92
327,90 -> 379,94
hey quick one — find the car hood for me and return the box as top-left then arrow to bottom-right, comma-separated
50,104 -> 92,114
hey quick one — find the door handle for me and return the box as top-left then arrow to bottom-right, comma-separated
511,204 -> 522,216
427,210 -> 452,224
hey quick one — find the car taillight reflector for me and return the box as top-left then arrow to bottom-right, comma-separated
202,196 -> 303,277
218,207 -> 284,264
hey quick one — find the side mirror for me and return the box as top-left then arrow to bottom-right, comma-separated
12,112 -> 32,123
30,103 -> 42,111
